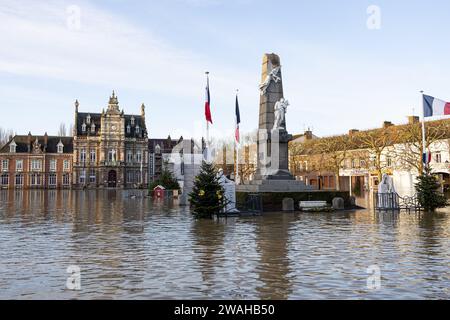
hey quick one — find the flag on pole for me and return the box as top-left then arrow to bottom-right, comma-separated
235,94 -> 241,144
205,76 -> 213,124
423,151 -> 432,165
423,95 -> 450,117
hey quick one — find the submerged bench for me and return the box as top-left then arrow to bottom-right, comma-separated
299,201 -> 330,212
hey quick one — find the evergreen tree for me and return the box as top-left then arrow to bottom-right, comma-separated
189,161 -> 226,219
415,166 -> 448,212
149,162 -> 180,191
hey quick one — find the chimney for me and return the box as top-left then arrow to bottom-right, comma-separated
44,132 -> 48,152
383,121 -> 394,128
408,116 -> 420,124
304,129 -> 313,140
349,129 -> 359,135
27,132 -> 32,152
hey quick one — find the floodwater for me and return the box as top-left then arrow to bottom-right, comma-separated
0,190 -> 449,300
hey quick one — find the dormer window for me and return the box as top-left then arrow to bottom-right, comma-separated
131,117 -> 135,126
136,125 -> 140,134
81,123 -> 87,132
127,125 -> 131,134
57,140 -> 64,154
155,144 -> 161,155
91,123 -> 96,133
86,115 -> 91,124
9,141 -> 17,153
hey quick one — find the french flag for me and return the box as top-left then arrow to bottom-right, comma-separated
423,95 -> 450,117
205,76 -> 213,124
235,94 -> 241,144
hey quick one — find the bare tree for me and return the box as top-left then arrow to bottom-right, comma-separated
0,127 -> 15,149
68,124 -> 74,137
353,126 -> 397,181
315,135 -> 350,191
58,123 -> 67,137
394,120 -> 450,173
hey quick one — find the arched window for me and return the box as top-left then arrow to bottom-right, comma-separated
81,123 -> 86,132
91,123 -> 96,133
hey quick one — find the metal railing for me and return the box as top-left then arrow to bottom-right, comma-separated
374,192 -> 421,212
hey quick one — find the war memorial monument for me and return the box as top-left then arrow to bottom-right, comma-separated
236,53 -> 348,211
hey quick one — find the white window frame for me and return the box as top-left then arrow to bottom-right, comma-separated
49,159 -> 57,172
79,170 -> 86,184
90,149 -> 96,163
0,173 -> 9,185
31,173 -> 41,186
63,160 -> 70,171
80,149 -> 86,163
127,151 -> 133,163
30,159 -> 42,171
2,159 -> 9,172
15,174 -> 23,187
49,173 -> 57,186
136,151 -> 142,163
16,160 -> 23,172
10,143 -> 16,153
89,169 -> 96,183
63,174 -> 70,186
435,152 -> 442,164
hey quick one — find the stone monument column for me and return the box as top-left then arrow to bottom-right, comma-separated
256,53 -> 294,180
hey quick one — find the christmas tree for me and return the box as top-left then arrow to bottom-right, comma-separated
415,166 -> 447,212
189,161 -> 226,219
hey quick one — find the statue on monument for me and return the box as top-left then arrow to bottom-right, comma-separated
217,169 -> 239,213
259,66 -> 281,95
273,98 -> 289,130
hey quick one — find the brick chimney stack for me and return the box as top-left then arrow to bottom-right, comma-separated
44,132 -> 48,152
27,132 -> 32,152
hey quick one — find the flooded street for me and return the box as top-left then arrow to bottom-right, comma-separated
0,190 -> 449,300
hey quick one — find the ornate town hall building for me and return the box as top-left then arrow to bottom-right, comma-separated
73,91 -> 148,189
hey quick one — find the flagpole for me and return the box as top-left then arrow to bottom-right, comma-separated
205,71 -> 210,162
421,90 -> 427,172
235,89 -> 240,185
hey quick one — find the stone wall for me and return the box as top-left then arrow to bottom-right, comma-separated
236,191 -> 352,212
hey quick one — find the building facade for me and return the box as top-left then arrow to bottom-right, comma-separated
148,136 -> 181,183
290,117 -> 450,197
73,91 -> 149,189
0,133 -> 73,189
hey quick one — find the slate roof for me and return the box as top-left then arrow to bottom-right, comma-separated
0,135 -> 74,154
76,113 -> 147,138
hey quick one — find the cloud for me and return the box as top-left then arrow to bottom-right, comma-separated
0,0 -> 254,100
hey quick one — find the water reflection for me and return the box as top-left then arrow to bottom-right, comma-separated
0,190 -> 449,300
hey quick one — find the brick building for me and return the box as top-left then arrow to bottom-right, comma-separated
0,133 -> 73,189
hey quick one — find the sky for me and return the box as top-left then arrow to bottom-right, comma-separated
1,0 -> 450,141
